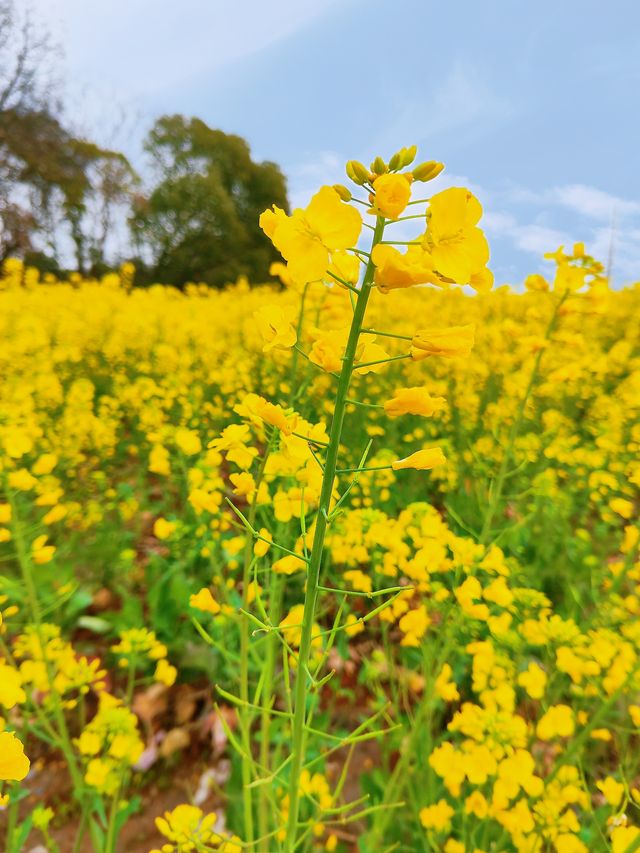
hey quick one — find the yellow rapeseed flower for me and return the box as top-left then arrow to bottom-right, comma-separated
31,535 -> 55,565
260,186 -> 362,283
419,798 -> 454,831
425,187 -> 490,284
190,588 -> 221,615
384,387 -> 447,418
411,324 -> 475,359
154,518 -> 176,540
254,305 -> 297,352
373,172 -> 412,219
392,447 -> 447,471
536,704 -> 575,740
0,731 -> 30,781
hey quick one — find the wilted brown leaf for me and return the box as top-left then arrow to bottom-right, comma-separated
159,727 -> 191,757
133,683 -> 168,723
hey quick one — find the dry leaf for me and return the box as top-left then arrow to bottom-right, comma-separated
133,683 -> 168,722
174,686 -> 198,724
91,588 -> 114,611
159,726 -> 191,757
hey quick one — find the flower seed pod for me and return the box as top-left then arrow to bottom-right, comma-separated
346,160 -> 371,185
388,150 -> 403,171
332,184 -> 352,202
411,161 -> 445,182
370,156 -> 388,176
401,145 -> 418,167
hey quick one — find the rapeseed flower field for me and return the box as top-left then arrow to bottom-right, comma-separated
1,149 -> 639,852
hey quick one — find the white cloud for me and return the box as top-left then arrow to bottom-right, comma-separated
550,184 -> 640,220
482,209 -> 570,255
511,224 -> 571,254
506,182 -> 640,221
590,225 -> 640,284
482,211 -> 517,234
496,180 -> 640,285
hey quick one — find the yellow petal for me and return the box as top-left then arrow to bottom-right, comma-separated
305,186 -> 362,250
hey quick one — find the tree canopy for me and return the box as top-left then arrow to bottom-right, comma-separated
0,1 -> 138,272
1,2 -> 289,285
130,116 -> 289,286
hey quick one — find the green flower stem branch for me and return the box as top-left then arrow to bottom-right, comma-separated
5,486 -> 103,853
479,290 -> 568,545
238,432 -> 277,847
356,353 -> 411,370
360,328 -> 413,341
284,215 -> 386,851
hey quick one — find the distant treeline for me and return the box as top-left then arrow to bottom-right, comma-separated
0,1 -> 289,286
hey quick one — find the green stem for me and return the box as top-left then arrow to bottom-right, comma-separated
386,213 -> 427,222
238,437 -> 276,845
355,353 -> 411,370
291,431 -> 329,447
4,785 -> 19,853
377,240 -> 418,246
369,603 -> 459,843
327,271 -> 358,293
346,398 -> 384,409
336,464 -> 392,474
288,284 -> 309,403
71,808 -> 89,853
257,574 -> 284,851
257,283 -> 311,849
360,328 -> 413,341
478,292 -> 567,544
104,659 -> 137,853
284,216 -> 386,851
105,789 -> 121,853
5,487 -> 100,852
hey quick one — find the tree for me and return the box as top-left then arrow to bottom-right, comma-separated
0,0 -> 59,261
87,149 -> 139,271
0,2 -> 138,271
1,108 -> 85,259
130,116 -> 289,286
0,0 -> 57,115
1,106 -> 138,271
60,139 -> 138,274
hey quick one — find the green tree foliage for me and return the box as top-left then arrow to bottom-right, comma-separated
1,107 -> 137,271
130,115 -> 289,286
0,1 -> 138,271
0,0 -> 56,261
1,4 -> 287,283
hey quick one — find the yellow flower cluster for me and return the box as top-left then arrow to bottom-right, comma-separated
150,804 -> 242,852
76,692 -> 144,794
12,623 -> 107,707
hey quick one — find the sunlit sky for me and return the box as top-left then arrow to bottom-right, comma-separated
37,0 -> 640,286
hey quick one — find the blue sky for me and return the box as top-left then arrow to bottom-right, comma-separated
38,0 -> 640,286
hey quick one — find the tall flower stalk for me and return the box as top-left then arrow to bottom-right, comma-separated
253,147 -> 494,851
284,215 -> 385,847
479,278 -> 577,544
